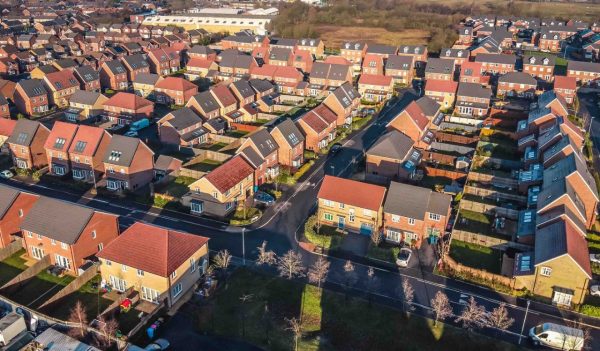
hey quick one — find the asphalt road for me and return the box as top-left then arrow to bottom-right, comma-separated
2,88 -> 600,349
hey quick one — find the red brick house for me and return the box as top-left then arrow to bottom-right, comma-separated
357,74 -> 393,102
454,82 -> 492,117
459,61 -> 485,84
0,186 -> 38,249
73,65 -> 101,92
120,53 -> 151,82
424,79 -> 458,110
386,96 -> 442,147
362,53 -> 384,75
269,118 -> 305,170
475,53 -> 516,75
68,125 -> 112,183
154,77 -> 198,106
537,30 -> 561,52
42,69 -> 80,108
382,182 -> 451,248
14,79 -> 49,116
567,61 -> 600,85
44,121 -> 78,177
99,60 -> 129,91
322,82 -> 361,126
523,55 -> 555,82
147,47 -> 180,76
185,91 -> 220,120
7,119 -> 50,170
237,128 -> 280,185
103,92 -> 154,125
157,107 -> 206,147
103,135 -> 155,191
296,104 -> 338,152
497,72 -> 538,99
554,76 -> 577,104
21,196 -> 119,273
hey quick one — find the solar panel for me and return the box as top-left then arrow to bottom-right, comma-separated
16,132 -> 28,144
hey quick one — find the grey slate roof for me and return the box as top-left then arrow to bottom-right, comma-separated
568,60 -> 600,73
240,146 -> 264,168
165,107 -> 203,131
524,54 -> 555,66
21,196 -> 95,244
310,62 -> 349,81
219,53 -> 255,70
249,78 -> 274,93
366,44 -> 397,55
384,181 -> 451,218
121,54 -> 149,70
533,219 -> 590,277
457,82 -> 492,99
270,37 -> 298,48
331,82 -> 359,108
271,118 -> 304,147
103,134 -> 140,167
17,79 -> 47,98
543,153 -> 597,196
367,130 -> 415,160
440,48 -> 469,59
69,90 -> 102,106
415,96 -> 441,117
6,119 -> 43,146
537,179 -> 586,217
73,65 -> 99,83
398,45 -> 426,55
248,128 -> 278,158
475,53 -> 516,65
232,79 -> 254,99
191,91 -> 220,113
385,55 -> 413,71
133,73 -> 161,85
188,45 -> 215,56
269,47 -> 292,62
103,59 -> 127,74
498,71 -> 537,85
37,65 -> 58,74
0,185 -> 20,219
425,58 -> 455,75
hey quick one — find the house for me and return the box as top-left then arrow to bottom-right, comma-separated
269,118 -> 305,171
186,91 -> 221,120
147,47 -> 181,75
291,49 -> 313,73
397,45 -> 428,66
537,29 -> 561,52
29,328 -> 101,350
218,52 -> 257,81
267,47 -> 293,66
296,104 -> 338,152
0,186 -> 38,249
424,79 -> 458,109
6,119 -> 50,170
14,79 -> 49,116
523,55 -> 555,82
0,94 -> 8,119
99,60 -> 128,91
357,74 -> 393,102
387,96 -> 442,147
384,55 -> 414,85
73,65 -> 101,92
154,77 -> 198,105
98,222 -> 209,306
185,155 -> 254,218
317,175 -> 386,235
0,118 -> 16,153
103,92 -> 154,125
475,53 -> 516,75
308,62 -> 352,95
554,76 -> 577,104
340,42 -> 367,66
567,60 -> 600,85
120,53 -> 151,81
154,155 -> 183,182
497,72 -> 538,99
42,70 -> 80,108
132,73 -> 162,98
30,65 -> 58,80
185,57 -> 218,80
210,84 -> 239,119
383,182 -> 451,248
424,58 -> 455,81
296,38 -> 324,58
21,196 -> 119,274
365,130 -> 421,183
103,135 -> 155,191
237,128 -> 280,185
44,121 -> 78,177
68,125 -> 112,183
459,61 -> 484,84
454,82 -> 492,117
322,82 -> 360,126
157,107 -> 206,147
362,53 -> 384,75
439,48 -> 469,66
66,90 -> 108,122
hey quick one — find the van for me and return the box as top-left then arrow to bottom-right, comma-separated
529,323 -> 584,351
130,118 -> 150,132
0,313 -> 27,347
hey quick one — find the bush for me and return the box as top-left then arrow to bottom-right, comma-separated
366,242 -> 400,263
303,215 -> 343,250
580,304 -> 600,317
293,160 -> 315,181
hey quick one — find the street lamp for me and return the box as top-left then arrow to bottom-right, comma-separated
242,227 -> 246,266
518,300 -> 531,345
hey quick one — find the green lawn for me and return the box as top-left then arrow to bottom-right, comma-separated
454,210 -> 493,236
304,216 -> 344,251
225,130 -> 249,138
186,159 -> 223,172
43,275 -> 112,321
449,240 -> 503,274
158,176 -> 196,198
193,268 -> 523,351
0,249 -> 27,286
366,242 -> 400,263
230,207 -> 262,226
206,142 -> 229,151
9,270 -> 75,308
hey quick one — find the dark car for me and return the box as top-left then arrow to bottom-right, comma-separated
254,191 -> 275,206
329,143 -> 342,155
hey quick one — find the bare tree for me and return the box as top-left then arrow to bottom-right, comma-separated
68,300 -> 88,339
343,260 -> 355,300
401,280 -> 415,315
213,249 -> 233,285
308,257 -> 330,288
256,241 -> 277,266
277,250 -> 305,279
455,296 -> 487,332
485,303 -> 514,335
430,291 -> 452,326
93,315 -> 119,349
285,317 -> 302,351
561,319 -> 592,351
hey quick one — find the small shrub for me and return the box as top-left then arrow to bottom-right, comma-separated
580,304 -> 600,318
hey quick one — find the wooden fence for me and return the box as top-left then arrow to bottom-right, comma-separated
443,255 -> 526,290
421,151 -> 458,166
422,166 -> 467,181
230,122 -> 260,133
459,199 -> 519,220
177,167 -> 206,179
451,229 -> 531,251
126,300 -> 166,338
463,185 -> 527,204
39,263 -> 99,310
0,238 -> 23,261
435,131 -> 479,145
467,171 -> 518,187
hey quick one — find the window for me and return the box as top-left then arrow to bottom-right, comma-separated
429,213 -> 441,221
25,231 -> 32,238
363,209 -> 371,217
137,269 -> 144,277
225,202 -> 232,211
386,229 -> 401,243
339,203 -> 345,209
212,192 -> 218,199
408,218 -> 415,225
349,209 -> 355,223
98,243 -> 103,251
323,199 -> 333,207
552,289 -> 573,306
37,234 -> 42,240
91,230 -> 96,239
391,215 -> 400,223
172,283 -> 183,297
540,267 -> 552,276
105,260 -> 112,266
171,271 -> 177,279
51,239 -> 56,245
61,242 -> 67,249
122,264 -> 128,272
324,213 -> 333,221
191,201 -> 203,214
190,257 -> 196,272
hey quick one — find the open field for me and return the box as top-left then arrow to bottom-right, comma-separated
316,25 -> 430,48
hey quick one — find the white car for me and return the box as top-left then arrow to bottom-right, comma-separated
145,339 -> 170,350
396,248 -> 413,268
591,285 -> 600,297
0,170 -> 13,179
590,253 -> 600,264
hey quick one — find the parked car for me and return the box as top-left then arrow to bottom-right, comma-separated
590,253 -> 600,264
145,339 -> 170,350
529,323 -> 584,350
254,191 -> 275,206
0,170 -> 13,179
124,130 -> 139,137
329,143 -> 342,155
396,248 -> 412,267
590,284 -> 600,297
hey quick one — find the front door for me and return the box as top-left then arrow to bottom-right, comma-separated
337,216 -> 345,229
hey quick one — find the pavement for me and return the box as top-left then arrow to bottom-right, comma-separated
2,88 -> 600,349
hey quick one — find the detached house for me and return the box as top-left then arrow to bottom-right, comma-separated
7,119 -> 50,170
366,130 -> 421,183
98,222 -> 209,307
309,62 -> 352,95
357,74 -> 393,102
14,79 -> 49,116
157,107 -> 206,147
186,155 -> 255,218
186,91 -> 220,120
21,197 -> 119,274
154,77 -> 198,106
424,79 -> 458,109
103,92 -> 154,125
384,55 -> 414,85
454,82 -> 492,117
269,118 -> 305,170
103,135 -> 155,191
382,182 -> 451,248
424,58 -> 455,81
554,76 -> 577,104
66,90 -> 108,122
322,82 -> 360,126
317,175 -> 386,235
0,186 -> 38,249
340,42 -> 367,67
73,65 -> 101,92
42,70 -> 80,108
99,60 -> 128,91
497,72 -> 538,99
133,73 -> 162,98
296,104 -> 338,152
387,96 -> 442,147
121,53 -> 150,82
44,121 -> 78,177
238,128 -> 280,185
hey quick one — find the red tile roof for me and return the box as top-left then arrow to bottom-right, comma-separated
186,57 -> 215,69
460,61 -> 482,78
318,175 -> 386,211
0,118 -> 16,136
44,70 -> 79,91
155,76 -> 198,92
250,64 -> 278,79
44,121 -> 78,151
210,84 -> 237,107
362,53 -> 384,68
425,79 -> 458,94
564,219 -> 592,277
104,92 -> 153,111
358,74 -> 393,87
403,100 -> 429,131
554,76 -> 577,91
273,66 -> 303,80
312,104 -> 337,124
68,125 -> 107,156
205,155 -> 254,193
299,109 -> 329,133
97,222 -> 209,277
323,56 -> 352,66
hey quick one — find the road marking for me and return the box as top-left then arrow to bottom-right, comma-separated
459,293 -> 469,305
